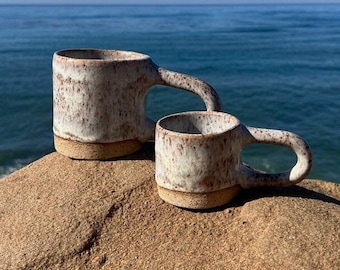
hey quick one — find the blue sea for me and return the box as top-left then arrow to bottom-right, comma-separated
0,4 -> 339,183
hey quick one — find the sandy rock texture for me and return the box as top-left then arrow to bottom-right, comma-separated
0,143 -> 339,269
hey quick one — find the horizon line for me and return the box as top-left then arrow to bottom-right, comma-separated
1,2 -> 340,5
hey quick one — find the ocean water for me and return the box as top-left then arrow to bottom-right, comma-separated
0,4 -> 339,183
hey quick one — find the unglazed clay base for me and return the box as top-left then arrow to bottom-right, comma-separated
54,135 -> 142,160
157,185 -> 242,210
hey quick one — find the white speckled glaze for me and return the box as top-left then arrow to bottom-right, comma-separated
53,49 -> 222,159
155,111 -> 312,207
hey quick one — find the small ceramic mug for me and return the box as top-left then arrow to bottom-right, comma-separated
53,49 -> 222,160
155,111 -> 312,209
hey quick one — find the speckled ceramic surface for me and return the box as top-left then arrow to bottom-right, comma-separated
155,111 -> 312,209
53,49 -> 222,160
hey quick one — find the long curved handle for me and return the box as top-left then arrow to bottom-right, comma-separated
157,68 -> 223,112
239,126 -> 312,188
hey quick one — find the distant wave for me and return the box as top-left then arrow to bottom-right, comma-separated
0,157 -> 34,180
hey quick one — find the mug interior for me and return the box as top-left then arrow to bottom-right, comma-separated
158,111 -> 240,136
56,49 -> 148,61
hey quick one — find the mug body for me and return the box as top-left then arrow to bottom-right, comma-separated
155,111 -> 243,209
53,49 -> 155,159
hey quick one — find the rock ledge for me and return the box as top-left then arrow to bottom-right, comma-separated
0,148 -> 339,269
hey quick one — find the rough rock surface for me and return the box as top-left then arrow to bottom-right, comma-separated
0,143 -> 339,269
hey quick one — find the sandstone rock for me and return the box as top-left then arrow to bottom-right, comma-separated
0,144 -> 339,269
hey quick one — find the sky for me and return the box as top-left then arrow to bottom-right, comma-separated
1,0 -> 340,4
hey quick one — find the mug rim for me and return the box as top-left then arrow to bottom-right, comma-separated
54,48 -> 150,62
156,111 -> 240,138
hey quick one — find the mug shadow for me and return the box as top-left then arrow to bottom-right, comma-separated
191,185 -> 340,213
236,184 -> 340,206
107,141 -> 156,162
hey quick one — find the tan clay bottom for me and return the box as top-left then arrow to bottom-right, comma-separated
157,185 -> 242,210
54,135 -> 142,160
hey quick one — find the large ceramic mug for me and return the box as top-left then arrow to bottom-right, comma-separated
155,111 -> 312,209
53,49 -> 222,159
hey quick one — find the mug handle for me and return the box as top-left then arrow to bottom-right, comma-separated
157,68 -> 223,112
239,126 -> 312,188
